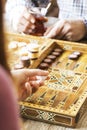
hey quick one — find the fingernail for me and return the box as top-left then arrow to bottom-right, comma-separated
30,18 -> 35,23
28,29 -> 33,33
31,25 -> 35,29
43,36 -> 48,38
36,76 -> 47,82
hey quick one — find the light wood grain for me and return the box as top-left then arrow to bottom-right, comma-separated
22,99 -> 87,130
22,109 -> 87,130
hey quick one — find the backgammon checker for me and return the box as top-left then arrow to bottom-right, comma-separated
6,33 -> 87,127
27,43 -> 39,65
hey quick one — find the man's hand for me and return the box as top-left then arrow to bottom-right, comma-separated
16,8 -> 36,34
44,19 -> 86,41
11,69 -> 49,101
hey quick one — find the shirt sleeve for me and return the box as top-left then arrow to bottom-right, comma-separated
5,0 -> 35,30
0,66 -> 20,130
83,19 -> 87,38
5,0 -> 35,13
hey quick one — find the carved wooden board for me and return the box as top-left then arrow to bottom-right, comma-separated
6,33 -> 87,127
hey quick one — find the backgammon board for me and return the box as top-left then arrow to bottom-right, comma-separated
6,33 -> 87,127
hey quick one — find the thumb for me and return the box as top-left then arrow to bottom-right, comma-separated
25,82 -> 32,96
45,21 -> 64,38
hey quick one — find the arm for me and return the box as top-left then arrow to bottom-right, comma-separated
44,19 -> 87,41
44,0 -> 87,41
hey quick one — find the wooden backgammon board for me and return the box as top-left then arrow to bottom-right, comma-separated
6,33 -> 87,127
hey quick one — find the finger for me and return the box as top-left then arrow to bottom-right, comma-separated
29,75 -> 49,81
44,21 -> 64,38
29,76 -> 37,81
25,82 -> 32,96
19,16 -> 35,29
25,69 -> 49,77
17,23 -> 35,34
63,32 -> 73,41
17,23 -> 29,33
24,11 -> 36,23
29,76 -> 49,83
44,25 -> 54,36
20,83 -> 32,101
30,80 -> 43,89
18,87 -> 27,101
23,28 -> 35,35
55,27 -> 67,39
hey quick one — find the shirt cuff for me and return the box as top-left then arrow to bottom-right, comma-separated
83,19 -> 87,38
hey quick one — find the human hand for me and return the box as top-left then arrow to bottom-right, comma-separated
16,8 -> 36,34
11,69 -> 49,101
44,19 -> 86,41
15,8 -> 47,35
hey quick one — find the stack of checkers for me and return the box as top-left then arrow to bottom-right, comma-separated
68,51 -> 81,60
27,43 -> 39,64
8,41 -> 27,50
8,40 -> 31,69
14,63 -> 25,70
39,47 -> 63,70
14,55 -> 30,70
